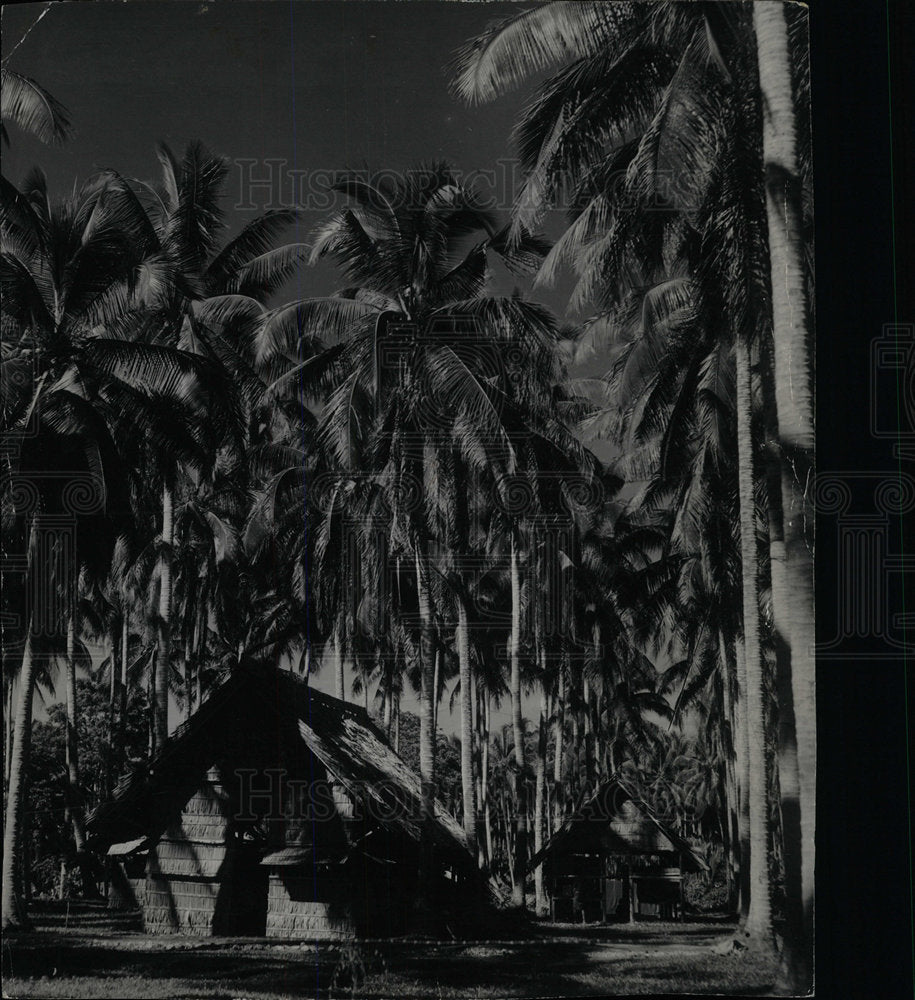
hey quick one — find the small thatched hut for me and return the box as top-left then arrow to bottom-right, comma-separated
88,665 -> 473,938
526,779 -> 707,924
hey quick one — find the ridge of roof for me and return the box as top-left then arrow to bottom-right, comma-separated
87,663 -> 470,865
524,775 -> 707,874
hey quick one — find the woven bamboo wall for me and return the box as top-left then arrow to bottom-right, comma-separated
129,877 -> 146,908
143,876 -> 220,935
107,861 -> 145,911
143,778 -> 231,935
265,875 -> 353,939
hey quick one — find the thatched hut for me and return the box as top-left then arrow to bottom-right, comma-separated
526,779 -> 707,924
88,665 -> 473,938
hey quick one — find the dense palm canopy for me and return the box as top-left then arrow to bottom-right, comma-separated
455,0 -> 813,984
2,11 -> 815,987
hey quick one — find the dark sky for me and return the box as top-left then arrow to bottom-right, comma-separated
2,0 -> 575,308
2,0 -> 604,730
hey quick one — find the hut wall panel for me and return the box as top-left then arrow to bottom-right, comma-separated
143,876 -> 219,936
140,778 -> 235,934
150,840 -> 228,878
265,875 -> 352,939
129,877 -> 146,907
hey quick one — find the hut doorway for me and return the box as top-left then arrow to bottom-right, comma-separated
213,846 -> 269,936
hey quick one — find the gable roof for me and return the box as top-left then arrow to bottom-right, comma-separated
525,777 -> 707,874
87,664 -> 470,867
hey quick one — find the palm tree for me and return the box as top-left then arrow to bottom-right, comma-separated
0,168 -> 224,929
1,69 -> 73,147
110,140 -> 306,744
454,2 -> 808,952
753,4 -> 815,987
256,165 -> 555,908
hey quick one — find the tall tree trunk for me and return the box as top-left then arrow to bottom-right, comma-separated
106,624 -> 118,798
432,648 -> 442,733
455,595 -> 477,855
2,616 -> 35,930
414,546 -> 437,924
333,617 -> 345,701
383,676 -> 393,734
194,596 -> 206,709
147,653 -> 155,757
155,481 -> 174,748
583,677 -> 592,789
64,607 -> 92,895
116,614 -> 128,776
482,693 -> 494,869
754,3 -> 815,987
571,713 -> 581,800
533,679 -> 548,914
553,665 -> 565,832
472,673 -> 484,864
718,628 -> 742,915
5,681 -> 14,791
735,633 -> 751,925
735,335 -> 775,949
509,535 -> 527,909
183,633 -> 192,721
764,394 -> 808,979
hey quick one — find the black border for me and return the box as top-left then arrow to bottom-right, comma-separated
812,0 -> 914,997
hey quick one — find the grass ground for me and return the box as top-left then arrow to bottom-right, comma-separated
1,900 -> 778,999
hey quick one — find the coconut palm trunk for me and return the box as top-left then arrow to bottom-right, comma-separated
533,679 -> 548,914
509,535 -> 527,908
764,395 -> 808,978
147,653 -> 155,757
414,545 -> 437,923
472,673 -> 484,863
718,628 -> 742,913
734,634 -> 751,922
1,615 -> 36,930
194,596 -> 206,710
754,3 -> 815,986
383,679 -> 393,733
115,614 -> 128,775
456,595 -> 477,855
155,481 -> 174,747
553,665 -> 565,830
5,680 -> 14,790
432,648 -> 441,734
64,606 -> 94,895
333,617 -> 344,701
734,335 -> 775,949
104,625 -> 117,801
183,634 -> 193,721
482,693 -> 494,867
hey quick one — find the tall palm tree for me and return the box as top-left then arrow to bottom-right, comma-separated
110,140 -> 306,745
1,168 -> 223,929
256,165 -> 554,906
752,1 -> 815,983
454,2 -> 809,953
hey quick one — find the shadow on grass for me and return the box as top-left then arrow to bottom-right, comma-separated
2,901 -> 775,999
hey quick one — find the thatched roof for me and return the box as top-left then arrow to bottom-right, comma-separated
87,664 -> 470,867
525,778 -> 707,874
